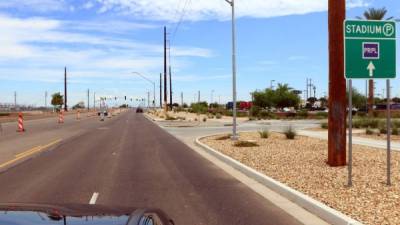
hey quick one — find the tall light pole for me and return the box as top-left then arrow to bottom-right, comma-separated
225,0 -> 238,140
132,72 -> 156,108
270,80 -> 275,90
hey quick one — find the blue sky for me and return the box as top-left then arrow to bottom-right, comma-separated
0,0 -> 399,107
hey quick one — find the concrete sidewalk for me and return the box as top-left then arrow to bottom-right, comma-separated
298,130 -> 400,151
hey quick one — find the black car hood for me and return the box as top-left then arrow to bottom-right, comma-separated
0,203 -> 173,225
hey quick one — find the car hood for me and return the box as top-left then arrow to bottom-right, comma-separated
0,203 -> 173,225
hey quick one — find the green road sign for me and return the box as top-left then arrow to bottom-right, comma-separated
344,20 -> 396,79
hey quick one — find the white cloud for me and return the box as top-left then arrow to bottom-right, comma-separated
92,0 -> 368,21
0,14 -> 213,83
0,0 -> 65,12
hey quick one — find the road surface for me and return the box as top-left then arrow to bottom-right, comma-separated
0,111 -> 305,224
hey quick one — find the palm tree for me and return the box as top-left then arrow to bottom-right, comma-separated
356,7 -> 393,20
357,7 -> 394,115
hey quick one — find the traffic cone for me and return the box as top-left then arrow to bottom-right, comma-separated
17,112 -> 25,132
58,110 -> 64,124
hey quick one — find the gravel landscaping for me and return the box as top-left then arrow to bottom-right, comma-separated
201,132 -> 400,225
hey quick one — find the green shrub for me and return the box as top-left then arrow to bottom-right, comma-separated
0,112 -> 10,117
284,126 -> 296,140
250,106 -> 261,117
392,120 -> 400,129
234,141 -> 259,147
365,127 -> 374,135
258,130 -> 269,139
352,118 -> 381,129
296,110 -> 308,119
237,111 -> 248,117
379,126 -> 387,134
258,110 -> 275,119
321,122 -> 328,129
315,111 -> 328,119
190,102 -> 208,114
215,134 -> 231,140
207,113 -> 214,119
392,127 -> 399,135
216,113 -> 222,119
356,111 -> 367,117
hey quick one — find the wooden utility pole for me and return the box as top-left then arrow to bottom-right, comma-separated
328,0 -> 346,166
64,67 -> 68,111
160,73 -> 162,108
169,66 -> 172,110
163,26 -> 168,112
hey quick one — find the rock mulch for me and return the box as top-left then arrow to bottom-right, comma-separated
201,132 -> 400,225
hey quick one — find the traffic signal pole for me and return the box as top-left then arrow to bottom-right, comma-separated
328,0 -> 346,166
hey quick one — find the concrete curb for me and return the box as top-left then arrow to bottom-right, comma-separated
195,135 -> 363,225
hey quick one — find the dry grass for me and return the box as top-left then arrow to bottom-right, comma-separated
201,132 -> 400,225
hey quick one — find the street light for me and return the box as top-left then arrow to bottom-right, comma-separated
270,80 -> 275,90
225,0 -> 238,140
132,72 -> 156,108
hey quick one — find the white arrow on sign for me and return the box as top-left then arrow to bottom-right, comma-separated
367,61 -> 376,77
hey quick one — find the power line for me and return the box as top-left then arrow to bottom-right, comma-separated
170,0 -> 192,44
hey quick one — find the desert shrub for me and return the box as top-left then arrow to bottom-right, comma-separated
392,120 -> 400,129
379,126 -> 387,134
284,126 -> 296,139
224,110 -> 233,117
234,141 -> 259,147
248,116 -> 257,121
258,130 -> 269,139
321,122 -> 328,129
365,127 -> 374,135
315,111 -> 328,119
258,110 -> 275,119
250,106 -> 261,117
190,102 -> 208,114
203,117 -> 207,122
215,134 -> 231,140
237,111 -> 248,117
392,127 -> 399,135
215,113 -> 222,119
356,111 -> 367,117
352,118 -> 381,129
165,114 -> 177,120
296,110 -> 308,119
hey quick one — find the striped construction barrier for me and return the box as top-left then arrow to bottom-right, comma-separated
58,110 -> 64,124
17,112 -> 25,132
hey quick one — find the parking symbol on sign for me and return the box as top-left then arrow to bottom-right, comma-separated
363,42 -> 379,59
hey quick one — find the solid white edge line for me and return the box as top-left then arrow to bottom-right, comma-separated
89,192 -> 99,205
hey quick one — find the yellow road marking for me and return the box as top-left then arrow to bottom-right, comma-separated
15,146 -> 42,158
0,139 -> 62,169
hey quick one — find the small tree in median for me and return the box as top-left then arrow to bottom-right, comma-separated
51,92 -> 64,111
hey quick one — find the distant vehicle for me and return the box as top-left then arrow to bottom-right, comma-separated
239,102 -> 252,110
375,103 -> 400,110
0,203 -> 174,225
226,101 -> 253,110
226,102 -> 234,110
136,108 -> 143,113
97,111 -> 108,116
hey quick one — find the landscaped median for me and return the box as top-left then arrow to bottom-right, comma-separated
198,132 -> 400,225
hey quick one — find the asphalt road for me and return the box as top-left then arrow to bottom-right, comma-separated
0,111 -> 304,225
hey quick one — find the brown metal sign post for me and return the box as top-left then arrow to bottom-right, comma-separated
328,0 -> 347,166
